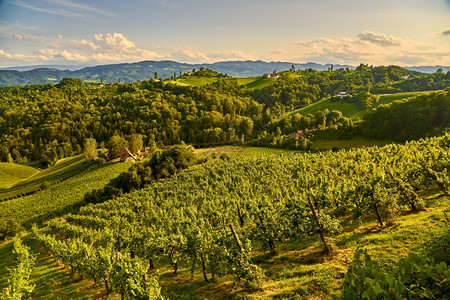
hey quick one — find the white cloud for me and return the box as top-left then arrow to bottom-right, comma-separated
292,31 -> 450,66
168,47 -> 209,63
37,33 -> 161,63
358,30 -> 401,46
1,31 -> 448,67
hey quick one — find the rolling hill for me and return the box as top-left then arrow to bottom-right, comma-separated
0,60 -> 355,86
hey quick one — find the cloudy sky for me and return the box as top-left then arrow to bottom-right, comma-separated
0,0 -> 449,67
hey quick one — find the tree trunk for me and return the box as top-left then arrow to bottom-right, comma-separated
229,223 -> 243,252
370,192 -> 383,227
149,258 -> 154,269
211,266 -> 215,283
173,262 -> 178,275
143,273 -> 147,291
202,258 -> 209,283
307,196 -> 330,253
268,238 -> 275,251
104,277 -> 110,294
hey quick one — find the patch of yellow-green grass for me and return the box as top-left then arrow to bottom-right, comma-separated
0,163 -> 38,189
196,146 -> 297,159
15,156 -> 85,187
291,97 -> 365,119
243,77 -> 276,89
0,156 -> 89,202
173,76 -> 219,86
313,137 -> 392,150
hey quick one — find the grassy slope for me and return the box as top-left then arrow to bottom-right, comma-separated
196,145 -> 297,159
0,158 -> 133,226
170,76 -> 276,89
0,156 -> 89,202
313,137 -> 392,150
289,91 -> 431,119
0,163 -> 38,189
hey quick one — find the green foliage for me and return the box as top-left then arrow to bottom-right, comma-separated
0,157 -> 132,226
83,138 -> 97,161
0,235 -> 35,299
335,247 -> 449,300
84,144 -> 197,204
128,134 -> 143,154
34,135 -> 449,298
107,135 -> 129,159
362,89 -> 450,141
0,220 -> 21,241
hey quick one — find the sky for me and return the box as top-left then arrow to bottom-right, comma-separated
0,0 -> 449,67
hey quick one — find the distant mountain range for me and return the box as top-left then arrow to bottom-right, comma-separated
0,60 -> 449,87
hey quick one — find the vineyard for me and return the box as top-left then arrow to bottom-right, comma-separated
0,158 -> 134,227
19,134 -> 449,299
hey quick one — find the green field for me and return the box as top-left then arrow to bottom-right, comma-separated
0,156 -> 90,202
289,91 -> 432,119
170,75 -> 276,89
196,145 -> 297,159
312,137 -> 392,150
0,157 -> 134,226
0,163 -> 39,189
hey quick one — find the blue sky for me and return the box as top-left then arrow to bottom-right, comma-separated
0,0 -> 449,67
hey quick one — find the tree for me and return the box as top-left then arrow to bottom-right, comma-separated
128,134 -> 143,155
154,72 -> 158,80
83,138 -> 97,161
436,68 -> 443,73
106,135 -> 128,159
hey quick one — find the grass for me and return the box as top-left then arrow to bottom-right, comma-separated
0,156 -> 89,202
313,137 -> 392,150
288,90 -> 432,120
169,76 -> 276,89
196,145 -> 298,159
0,158 -> 133,226
0,163 -> 38,189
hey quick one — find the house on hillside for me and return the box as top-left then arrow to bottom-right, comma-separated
119,147 -> 137,162
287,130 -> 306,138
336,91 -> 351,98
287,130 -> 314,138
263,73 -> 280,79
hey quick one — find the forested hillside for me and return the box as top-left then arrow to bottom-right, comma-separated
1,66 -> 449,164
